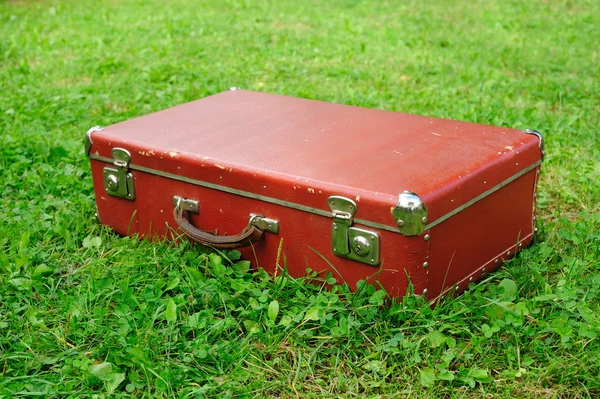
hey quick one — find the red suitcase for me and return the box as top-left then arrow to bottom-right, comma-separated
86,89 -> 544,300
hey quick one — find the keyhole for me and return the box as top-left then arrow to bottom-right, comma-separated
351,236 -> 371,257
107,174 -> 119,190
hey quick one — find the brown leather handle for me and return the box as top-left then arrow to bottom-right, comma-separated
173,205 -> 264,249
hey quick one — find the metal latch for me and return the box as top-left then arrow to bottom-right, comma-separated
328,196 -> 379,266
103,148 -> 135,200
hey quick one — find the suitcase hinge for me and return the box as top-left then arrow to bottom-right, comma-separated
328,196 -> 379,266
391,190 -> 428,236
103,148 -> 135,200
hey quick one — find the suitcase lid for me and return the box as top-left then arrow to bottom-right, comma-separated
86,89 -> 543,236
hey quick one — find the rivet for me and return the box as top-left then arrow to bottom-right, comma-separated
506,251 -> 511,256
469,277 -> 473,282
333,225 -> 338,230
482,267 -> 486,273
422,261 -> 429,269
397,219 -> 405,227
519,243 -> 523,248
424,234 -> 430,241
333,248 -> 337,252
371,259 -> 375,263
495,259 -> 499,264
421,216 -> 428,224
423,289 -> 428,295
533,216 -> 536,221
455,286 -> 460,291
535,227 -> 539,233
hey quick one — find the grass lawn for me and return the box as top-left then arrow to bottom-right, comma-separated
1,0 -> 599,397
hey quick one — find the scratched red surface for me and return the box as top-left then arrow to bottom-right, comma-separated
89,90 -> 542,299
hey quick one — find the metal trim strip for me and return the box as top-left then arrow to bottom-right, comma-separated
89,154 -> 541,235
423,160 -> 542,230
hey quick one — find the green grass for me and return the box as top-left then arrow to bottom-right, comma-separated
1,0 -> 599,397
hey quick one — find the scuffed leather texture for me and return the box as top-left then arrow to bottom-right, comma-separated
90,90 -> 542,227
89,90 -> 542,299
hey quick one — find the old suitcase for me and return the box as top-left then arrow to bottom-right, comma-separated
86,89 -> 544,300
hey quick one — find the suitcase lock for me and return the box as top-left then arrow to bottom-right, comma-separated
328,196 -> 379,266
103,148 -> 135,200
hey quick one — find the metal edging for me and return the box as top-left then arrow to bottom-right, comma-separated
89,153 -> 542,236
423,160 -> 542,231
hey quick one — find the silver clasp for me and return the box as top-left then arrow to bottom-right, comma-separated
103,148 -> 135,200
328,196 -> 379,266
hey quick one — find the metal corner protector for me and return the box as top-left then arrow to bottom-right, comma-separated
524,129 -> 545,161
85,126 -> 104,156
391,190 -> 428,236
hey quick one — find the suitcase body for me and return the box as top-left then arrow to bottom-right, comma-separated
86,89 -> 543,300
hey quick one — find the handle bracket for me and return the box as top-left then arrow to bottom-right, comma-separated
173,196 -> 199,214
249,214 -> 279,234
